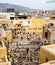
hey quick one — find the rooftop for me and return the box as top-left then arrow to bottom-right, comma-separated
41,44 -> 55,55
40,60 -> 55,65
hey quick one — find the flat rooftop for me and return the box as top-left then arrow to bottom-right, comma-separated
46,48 -> 55,54
41,44 -> 55,55
40,60 -> 55,65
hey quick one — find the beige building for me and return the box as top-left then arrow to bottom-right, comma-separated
0,12 -> 15,27
25,17 -> 46,34
39,44 -> 55,64
0,12 -> 15,19
0,40 -> 11,65
47,28 -> 55,44
43,26 -> 55,44
0,12 -> 46,35
5,30 -> 13,42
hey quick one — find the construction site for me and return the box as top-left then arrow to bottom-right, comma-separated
0,7 -> 55,65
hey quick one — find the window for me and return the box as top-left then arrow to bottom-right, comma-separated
40,28 -> 42,30
18,24 -> 21,27
33,32 -> 35,34
18,16 -> 22,19
10,17 -> 14,20
26,48 -> 29,53
21,37 -> 23,40
23,16 -> 27,19
18,15 -> 27,19
18,32 -> 19,34
34,28 -> 37,30
38,28 -> 39,30
51,17 -> 55,19
38,28 -> 42,30
20,31 -> 21,34
46,58 -> 48,62
28,32 -> 29,34
45,32 -> 48,38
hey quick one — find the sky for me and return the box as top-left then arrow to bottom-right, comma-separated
0,0 -> 55,10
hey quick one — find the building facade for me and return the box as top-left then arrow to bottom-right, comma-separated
39,44 -> 55,64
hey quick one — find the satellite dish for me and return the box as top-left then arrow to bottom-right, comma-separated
47,0 -> 55,3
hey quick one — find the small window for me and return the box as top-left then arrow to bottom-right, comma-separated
18,16 -> 22,19
45,32 -> 48,38
38,28 -> 42,30
33,32 -> 35,34
40,28 -> 42,30
18,24 -> 21,27
46,58 -> 48,62
18,32 -> 19,34
21,37 -> 23,40
10,17 -> 14,20
20,31 -> 21,34
51,17 -> 55,19
26,48 -> 29,53
38,28 -> 39,30
28,32 -> 29,34
18,25 -> 19,27
23,16 -> 27,19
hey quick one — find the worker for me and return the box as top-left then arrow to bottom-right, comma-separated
7,49 -> 13,62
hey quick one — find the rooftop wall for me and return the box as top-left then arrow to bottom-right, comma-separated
39,44 -> 55,64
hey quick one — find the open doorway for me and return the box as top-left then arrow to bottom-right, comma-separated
45,32 -> 48,39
